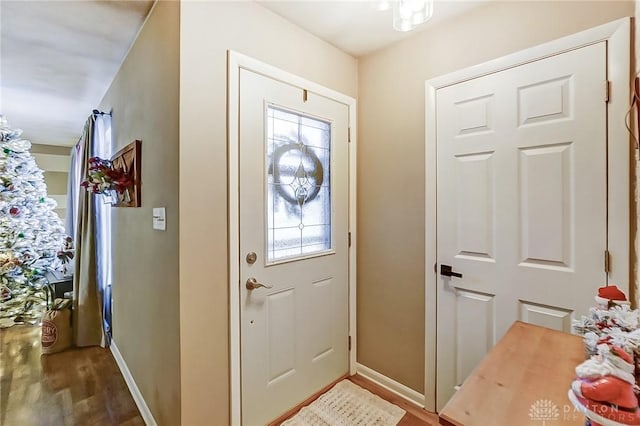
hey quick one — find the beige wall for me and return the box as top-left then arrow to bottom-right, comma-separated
42,171 -> 67,194
179,2 -> 357,424
358,1 -> 634,394
31,143 -> 70,219
99,2 -> 181,425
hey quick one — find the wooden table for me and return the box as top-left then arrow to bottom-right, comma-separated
439,321 -> 586,426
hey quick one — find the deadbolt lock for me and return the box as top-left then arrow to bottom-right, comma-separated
246,252 -> 257,264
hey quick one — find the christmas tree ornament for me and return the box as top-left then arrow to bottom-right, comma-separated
1,284 -> 11,301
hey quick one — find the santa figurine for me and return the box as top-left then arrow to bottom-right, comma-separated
569,343 -> 640,425
595,286 -> 631,310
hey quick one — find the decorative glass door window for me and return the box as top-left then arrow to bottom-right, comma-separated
266,106 -> 332,262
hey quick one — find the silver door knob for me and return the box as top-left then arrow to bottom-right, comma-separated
246,277 -> 273,290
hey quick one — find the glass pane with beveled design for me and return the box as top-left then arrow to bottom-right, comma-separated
267,106 -> 331,262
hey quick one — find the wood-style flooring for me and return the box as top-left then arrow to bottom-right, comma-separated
1,325 -> 143,426
2,324 -> 438,426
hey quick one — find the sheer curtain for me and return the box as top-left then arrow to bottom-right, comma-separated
71,112 -> 112,347
65,141 -> 83,274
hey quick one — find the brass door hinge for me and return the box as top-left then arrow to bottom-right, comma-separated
348,336 -> 352,351
605,80 -> 611,103
348,232 -> 352,247
348,127 -> 351,143
604,250 -> 611,273
303,89 -> 308,102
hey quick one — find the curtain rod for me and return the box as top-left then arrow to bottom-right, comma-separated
92,109 -> 111,116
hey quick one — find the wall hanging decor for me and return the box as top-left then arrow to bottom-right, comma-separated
110,139 -> 141,207
81,157 -> 131,197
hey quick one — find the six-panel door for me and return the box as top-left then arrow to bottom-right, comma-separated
436,42 -> 608,410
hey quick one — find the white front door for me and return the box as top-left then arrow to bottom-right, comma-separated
239,68 -> 350,426
435,42 -> 607,409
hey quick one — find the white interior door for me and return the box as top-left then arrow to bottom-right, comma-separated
435,42 -> 608,409
239,68 -> 350,426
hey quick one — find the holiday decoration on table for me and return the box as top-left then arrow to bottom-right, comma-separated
596,286 -> 633,310
571,286 -> 640,425
569,343 -> 640,425
0,116 -> 73,328
573,287 -> 640,357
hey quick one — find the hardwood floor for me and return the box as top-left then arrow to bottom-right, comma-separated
1,325 -> 438,426
1,325 -> 143,426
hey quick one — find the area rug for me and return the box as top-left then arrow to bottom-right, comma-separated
281,379 -> 406,426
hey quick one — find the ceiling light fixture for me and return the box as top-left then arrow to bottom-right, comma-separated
377,0 -> 434,32
374,1 -> 393,11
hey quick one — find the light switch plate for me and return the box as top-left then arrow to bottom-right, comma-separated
153,207 -> 166,231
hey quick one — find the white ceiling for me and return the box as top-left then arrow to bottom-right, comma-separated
0,0 -> 485,147
259,1 -> 488,57
0,0 -> 154,147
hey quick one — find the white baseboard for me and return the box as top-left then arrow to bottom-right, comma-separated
356,363 -> 426,408
110,340 -> 158,426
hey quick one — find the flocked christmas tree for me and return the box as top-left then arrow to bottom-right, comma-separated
0,115 -> 72,328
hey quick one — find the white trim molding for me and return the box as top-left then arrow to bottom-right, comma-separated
227,50 -> 357,426
356,363 -> 425,408
110,341 -> 157,426
425,17 -> 632,412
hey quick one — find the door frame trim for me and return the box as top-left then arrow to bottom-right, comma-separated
424,17 -> 631,412
227,50 -> 358,426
